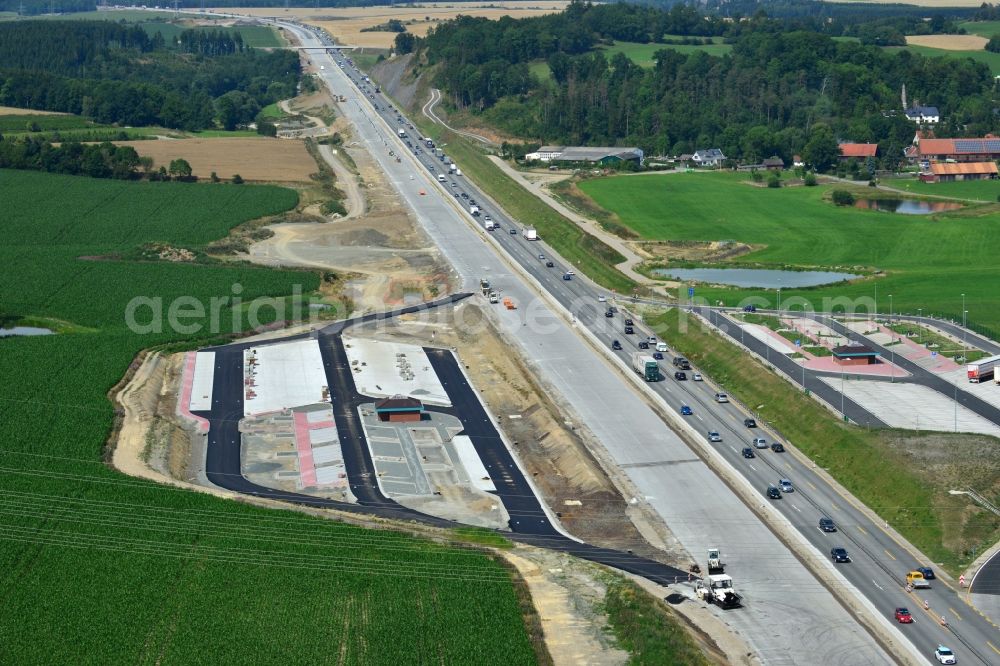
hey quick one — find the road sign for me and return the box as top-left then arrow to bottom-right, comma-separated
795,339 -> 801,347
688,286 -> 695,298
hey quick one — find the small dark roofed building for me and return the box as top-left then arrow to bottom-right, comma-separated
374,395 -> 424,422
831,344 -> 879,366
762,156 -> 785,171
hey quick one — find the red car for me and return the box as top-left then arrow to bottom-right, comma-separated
894,607 -> 913,624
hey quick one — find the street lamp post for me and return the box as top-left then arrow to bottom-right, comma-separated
777,288 -> 781,315
888,294 -> 893,325
917,308 -> 922,344
962,293 -> 967,355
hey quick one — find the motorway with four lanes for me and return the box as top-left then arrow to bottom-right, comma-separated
301,30 -> 999,664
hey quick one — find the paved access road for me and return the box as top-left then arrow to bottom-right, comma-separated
195,298 -> 691,586
288,31 -> 1000,664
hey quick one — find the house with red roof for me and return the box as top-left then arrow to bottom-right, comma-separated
838,143 -> 878,160
916,136 -> 1000,162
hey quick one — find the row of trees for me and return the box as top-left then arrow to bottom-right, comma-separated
177,29 -> 246,56
414,3 -> 998,169
0,21 -> 299,131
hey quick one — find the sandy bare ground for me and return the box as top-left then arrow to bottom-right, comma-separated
0,106 -> 67,115
213,2 -> 568,49
112,137 -> 315,182
906,34 -> 988,50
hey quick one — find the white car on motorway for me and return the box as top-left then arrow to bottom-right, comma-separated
934,646 -> 956,664
598,295 -> 607,302
692,373 -> 703,381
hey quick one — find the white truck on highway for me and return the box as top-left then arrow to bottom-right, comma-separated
470,205 -> 480,216
449,163 -> 457,173
523,227 -> 538,240
967,354 -> 1000,382
437,174 -> 446,183
696,574 -> 742,609
485,219 -> 496,230
707,547 -> 725,574
397,128 -> 406,138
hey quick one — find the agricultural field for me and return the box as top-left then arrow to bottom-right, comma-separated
960,20 -> 1000,38
0,112 -> 97,133
216,2 -> 569,49
578,171 -> 1000,334
139,21 -> 285,48
112,137 -> 317,182
904,34 -> 987,50
603,38 -> 732,65
0,170 -> 536,663
888,43 -> 1000,74
883,176 -> 1000,202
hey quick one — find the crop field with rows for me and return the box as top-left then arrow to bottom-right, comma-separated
0,170 -> 536,664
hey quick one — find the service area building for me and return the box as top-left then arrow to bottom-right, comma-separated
374,395 -> 425,422
832,344 -> 879,366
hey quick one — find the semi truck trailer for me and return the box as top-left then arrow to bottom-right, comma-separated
967,354 -> 1000,382
631,354 -> 660,381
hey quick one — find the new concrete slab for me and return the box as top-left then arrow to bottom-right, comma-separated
819,377 -> 1000,435
244,339 -> 328,416
452,435 -> 496,492
342,336 -> 450,405
189,351 -> 216,411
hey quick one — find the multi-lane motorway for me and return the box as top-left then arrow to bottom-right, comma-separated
295,29 -> 998,664
156,11 -> 999,663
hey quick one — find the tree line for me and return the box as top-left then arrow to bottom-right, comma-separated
0,136 -> 200,181
409,2 -> 998,169
0,21 -> 298,131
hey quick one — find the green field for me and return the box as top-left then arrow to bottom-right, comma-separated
0,113 -> 96,132
0,170 -> 536,663
602,38 -> 732,66
958,20 -> 1000,38
140,21 -> 285,48
883,176 -> 1000,202
888,43 -> 1000,75
578,172 -> 1000,334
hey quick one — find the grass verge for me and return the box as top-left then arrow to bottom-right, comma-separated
418,126 -> 636,293
603,577 -> 712,665
647,307 -> 1000,574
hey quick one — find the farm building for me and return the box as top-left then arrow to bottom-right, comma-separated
524,145 -> 644,166
831,344 -> 879,366
839,143 -> 878,160
374,395 -> 424,422
916,136 -> 1000,162
920,161 -> 998,183
692,148 -> 726,167
762,156 -> 785,171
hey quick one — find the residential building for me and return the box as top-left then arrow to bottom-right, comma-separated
762,156 -> 785,171
904,105 -> 940,124
839,143 -> 878,160
691,148 -> 726,167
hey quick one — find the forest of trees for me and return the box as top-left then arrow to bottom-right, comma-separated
0,21 -> 299,130
412,2 -> 998,167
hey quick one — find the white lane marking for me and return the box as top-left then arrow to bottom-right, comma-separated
872,579 -> 884,591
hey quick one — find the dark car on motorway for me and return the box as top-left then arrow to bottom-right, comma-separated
766,485 -> 781,499
624,326 -> 634,334
652,352 -> 664,360
742,447 -> 755,459
744,418 -> 757,428
831,547 -> 851,563
545,261 -> 554,267
638,341 -> 649,350
611,340 -> 622,350
771,442 -> 785,453
916,567 -> 936,580
624,318 -> 634,326
605,310 -> 614,318
674,371 -> 687,381
680,405 -> 693,415
819,517 -> 837,532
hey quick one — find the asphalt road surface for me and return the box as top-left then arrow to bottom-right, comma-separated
195,302 -> 691,585
301,37 -> 997,664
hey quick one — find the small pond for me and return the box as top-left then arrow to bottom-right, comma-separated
853,198 -> 963,215
0,326 -> 54,337
652,267 -> 860,288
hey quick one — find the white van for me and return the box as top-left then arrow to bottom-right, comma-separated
437,174 -> 446,182
656,342 -> 668,352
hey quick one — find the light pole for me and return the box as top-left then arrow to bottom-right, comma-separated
888,294 -> 893,325
917,308 -> 922,344
874,282 -> 878,321
841,367 -> 846,421
777,288 -> 781,315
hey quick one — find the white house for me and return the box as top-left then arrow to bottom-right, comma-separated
905,106 -> 940,125
691,148 -> 726,167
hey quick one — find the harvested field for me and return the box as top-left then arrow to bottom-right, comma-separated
113,137 -> 315,183
906,34 -> 988,50
0,106 -> 66,115
213,2 -> 569,49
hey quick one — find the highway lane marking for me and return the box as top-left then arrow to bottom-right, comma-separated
791,504 -> 802,512
807,481 -> 817,490
948,607 -> 962,621
748,464 -> 757,472
988,641 -> 1000,655
729,446 -> 738,453
872,579 -> 884,591
857,525 -> 868,535
883,549 -> 896,561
